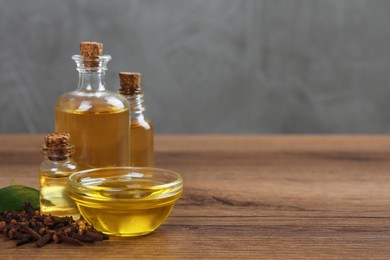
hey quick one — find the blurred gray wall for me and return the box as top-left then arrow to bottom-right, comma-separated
1,0 -> 390,134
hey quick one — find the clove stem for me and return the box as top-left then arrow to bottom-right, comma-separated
19,223 -> 41,240
58,234 -> 83,246
36,231 -> 54,247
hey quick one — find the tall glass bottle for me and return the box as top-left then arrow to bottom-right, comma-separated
119,72 -> 154,167
55,42 -> 130,170
39,132 -> 79,219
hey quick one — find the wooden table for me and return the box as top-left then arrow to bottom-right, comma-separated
1,135 -> 390,259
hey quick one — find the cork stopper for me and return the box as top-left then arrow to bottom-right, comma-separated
119,72 -> 142,95
43,132 -> 74,161
44,132 -> 70,148
80,42 -> 103,67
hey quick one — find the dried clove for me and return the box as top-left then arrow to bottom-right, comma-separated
36,231 -> 54,248
19,223 -> 42,240
7,228 -> 18,239
85,231 -> 104,241
16,237 -> 32,246
58,234 -> 83,246
0,221 -> 6,232
38,227 -> 47,236
52,233 -> 60,244
23,202 -> 35,216
70,233 -> 95,243
43,216 -> 54,226
0,202 -> 108,247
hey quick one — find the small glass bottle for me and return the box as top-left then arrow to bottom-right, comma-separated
119,72 -> 154,167
55,42 -> 130,170
39,132 -> 79,219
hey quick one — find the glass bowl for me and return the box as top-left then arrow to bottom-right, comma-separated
67,167 -> 183,237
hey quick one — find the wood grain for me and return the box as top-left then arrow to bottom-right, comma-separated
1,135 -> 390,259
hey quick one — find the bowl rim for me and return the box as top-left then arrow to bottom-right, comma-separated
67,166 -> 183,200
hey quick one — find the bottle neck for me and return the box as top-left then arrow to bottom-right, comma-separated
42,155 -> 72,164
72,54 -> 111,92
77,71 -> 106,92
124,93 -> 146,120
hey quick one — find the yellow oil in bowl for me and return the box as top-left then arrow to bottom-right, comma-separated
67,167 -> 183,237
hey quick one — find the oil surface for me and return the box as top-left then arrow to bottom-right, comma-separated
68,178 -> 181,236
40,173 -> 80,219
55,104 -> 129,170
130,119 -> 154,167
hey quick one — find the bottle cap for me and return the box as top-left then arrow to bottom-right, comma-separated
44,132 -> 70,147
80,42 -> 103,67
119,72 -> 142,95
42,133 -> 74,161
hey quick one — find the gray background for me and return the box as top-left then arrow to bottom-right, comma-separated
1,0 -> 390,134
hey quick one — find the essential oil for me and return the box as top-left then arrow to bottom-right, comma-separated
69,180 -> 179,236
67,167 -> 183,237
119,72 -> 154,167
55,42 -> 130,170
39,133 -> 79,219
55,107 -> 129,169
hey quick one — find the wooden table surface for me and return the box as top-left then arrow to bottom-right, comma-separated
1,135 -> 390,259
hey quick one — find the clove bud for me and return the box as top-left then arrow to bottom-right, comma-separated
0,202 -> 108,247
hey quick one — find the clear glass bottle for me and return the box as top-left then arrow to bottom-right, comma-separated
55,42 -> 130,170
39,132 -> 79,219
119,72 -> 154,167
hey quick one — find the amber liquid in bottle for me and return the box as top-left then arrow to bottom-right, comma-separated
55,100 -> 129,169
119,72 -> 154,167
39,133 -> 79,219
130,119 -> 154,167
55,43 -> 130,170
40,172 -> 79,219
